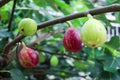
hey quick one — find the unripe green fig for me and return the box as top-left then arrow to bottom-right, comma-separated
39,53 -> 46,63
50,55 -> 59,67
81,14 -> 107,48
18,18 -> 37,36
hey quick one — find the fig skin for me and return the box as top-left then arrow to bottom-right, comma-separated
50,55 -> 59,67
63,27 -> 82,52
18,18 -> 37,36
19,43 -> 39,68
81,15 -> 107,48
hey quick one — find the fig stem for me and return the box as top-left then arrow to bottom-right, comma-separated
21,41 -> 26,47
87,14 -> 93,19
66,21 -> 72,27
92,48 -> 95,59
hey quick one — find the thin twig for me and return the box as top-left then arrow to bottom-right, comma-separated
36,49 -> 82,61
3,35 -> 25,54
8,0 -> 17,31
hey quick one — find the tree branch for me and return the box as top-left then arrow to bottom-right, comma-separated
37,4 -> 120,29
3,4 -> 120,54
0,0 -> 11,8
8,0 -> 17,31
36,49 -> 82,61
3,35 -> 25,54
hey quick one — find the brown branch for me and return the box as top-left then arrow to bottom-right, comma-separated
37,4 -> 120,30
3,35 -> 25,54
3,4 -> 120,54
0,0 -> 11,8
37,49 -> 82,61
8,0 -> 17,31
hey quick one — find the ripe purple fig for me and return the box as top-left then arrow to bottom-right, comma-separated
81,14 -> 107,48
18,42 -> 39,68
63,27 -> 82,52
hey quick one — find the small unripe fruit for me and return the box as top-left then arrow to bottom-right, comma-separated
50,55 -> 59,67
18,42 -> 39,68
39,53 -> 46,63
63,27 -> 82,52
18,18 -> 37,36
81,14 -> 107,48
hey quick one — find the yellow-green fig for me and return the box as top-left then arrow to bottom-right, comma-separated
50,55 -> 59,67
81,14 -> 107,48
18,18 -> 37,36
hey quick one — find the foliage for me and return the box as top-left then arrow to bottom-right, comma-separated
0,0 -> 120,80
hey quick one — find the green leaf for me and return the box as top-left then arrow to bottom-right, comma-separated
0,11 -> 9,20
0,1 -> 12,20
106,0 -> 120,5
115,12 -> 120,23
71,0 -> 89,11
54,0 -> 72,14
55,0 -> 71,9
103,57 -> 120,73
103,36 -> 120,57
95,14 -> 113,28
73,61 -> 88,70
0,29 -> 10,38
0,38 -> 7,53
104,45 -> 120,57
99,71 -> 120,80
33,0 -> 46,8
83,0 -> 94,9
87,62 -> 102,77
106,36 -> 120,49
10,69 -> 26,80
39,52 -> 46,63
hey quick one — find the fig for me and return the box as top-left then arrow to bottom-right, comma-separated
81,14 -> 107,48
39,52 -> 46,63
63,27 -> 82,52
18,42 -> 39,68
50,55 -> 59,67
18,18 -> 37,36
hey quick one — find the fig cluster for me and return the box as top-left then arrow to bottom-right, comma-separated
17,14 -> 107,68
63,14 -> 107,52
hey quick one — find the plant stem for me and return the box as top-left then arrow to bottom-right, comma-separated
92,48 -> 95,59
87,14 -> 93,19
8,0 -> 17,31
65,21 -> 73,27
